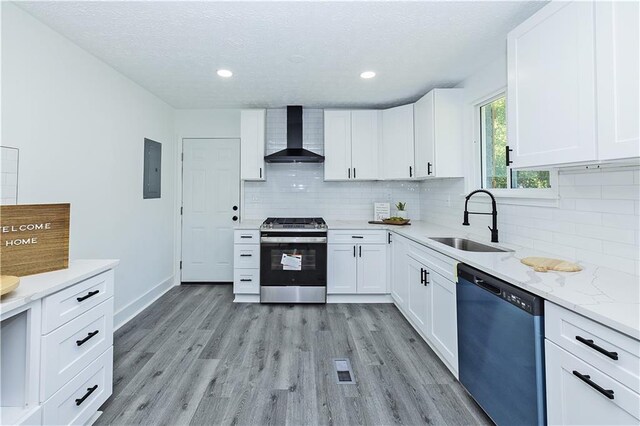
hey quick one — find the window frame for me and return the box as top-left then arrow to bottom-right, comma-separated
471,88 -> 558,204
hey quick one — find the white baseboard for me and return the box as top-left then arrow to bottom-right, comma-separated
327,294 -> 394,303
114,275 -> 177,330
234,294 -> 260,303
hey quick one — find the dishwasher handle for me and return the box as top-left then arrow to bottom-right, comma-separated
473,278 -> 501,295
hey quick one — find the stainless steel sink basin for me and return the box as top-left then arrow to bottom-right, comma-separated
429,237 -> 512,253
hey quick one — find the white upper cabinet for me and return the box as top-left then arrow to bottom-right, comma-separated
240,109 -> 266,180
324,110 -> 379,180
381,104 -> 415,179
595,0 -> 640,161
508,0 -> 639,168
508,1 -> 597,168
414,89 -> 464,178
324,110 -> 352,180
351,110 -> 380,180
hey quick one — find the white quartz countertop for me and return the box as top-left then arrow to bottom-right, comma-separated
234,220 -> 264,230
328,220 -> 640,340
1,259 -> 120,315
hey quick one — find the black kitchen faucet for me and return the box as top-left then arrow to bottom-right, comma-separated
463,189 -> 499,243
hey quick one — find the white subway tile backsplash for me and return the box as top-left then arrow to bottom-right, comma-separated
420,167 -> 639,274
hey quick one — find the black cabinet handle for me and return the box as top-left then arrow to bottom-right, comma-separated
506,146 -> 513,166
388,233 -> 392,244
77,290 -> 99,302
348,168 -> 351,179
353,168 -> 356,179
427,162 -> 432,176
353,246 -> 356,258
576,336 -> 619,360
75,385 -> 98,406
76,330 -> 99,346
351,236 -> 364,239
240,254 -> 252,257
425,270 -> 430,286
240,235 -> 252,239
259,167 -> 262,179
359,246 -> 362,258
572,371 -> 614,400
232,216 -> 238,221
409,166 -> 413,178
240,279 -> 252,282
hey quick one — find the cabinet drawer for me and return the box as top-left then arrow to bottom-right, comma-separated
233,245 -> 260,269
545,302 -> 640,393
328,230 -> 387,244
546,341 -> 640,425
41,298 -> 113,401
234,230 -> 260,244
42,270 -> 114,334
233,269 -> 260,294
408,241 -> 457,282
42,347 -> 113,426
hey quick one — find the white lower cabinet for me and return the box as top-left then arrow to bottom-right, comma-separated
428,271 -> 458,369
233,230 -> 260,295
406,255 -> 430,331
390,234 -> 409,307
545,341 -> 640,425
327,243 -> 387,294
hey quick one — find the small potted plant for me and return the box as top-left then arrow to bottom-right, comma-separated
395,202 -> 407,219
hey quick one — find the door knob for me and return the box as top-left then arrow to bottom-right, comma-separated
232,216 -> 238,221
233,205 -> 238,211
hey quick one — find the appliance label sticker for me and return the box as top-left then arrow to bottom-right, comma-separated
281,253 -> 302,271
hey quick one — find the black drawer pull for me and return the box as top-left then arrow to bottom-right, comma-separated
240,279 -> 252,282
75,385 -> 98,406
240,235 -> 253,239
77,290 -> 99,302
240,254 -> 252,257
351,236 -> 364,239
76,330 -> 99,346
576,336 -> 619,360
573,370 -> 614,400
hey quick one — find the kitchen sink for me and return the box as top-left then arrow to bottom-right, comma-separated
429,237 -> 512,253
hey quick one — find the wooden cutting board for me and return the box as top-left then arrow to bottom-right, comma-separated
521,257 -> 582,273
0,275 -> 20,296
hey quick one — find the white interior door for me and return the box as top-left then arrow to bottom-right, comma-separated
182,138 -> 240,282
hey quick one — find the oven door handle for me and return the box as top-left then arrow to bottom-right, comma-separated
260,237 -> 327,243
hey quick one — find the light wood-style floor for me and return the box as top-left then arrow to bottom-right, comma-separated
97,285 -> 492,425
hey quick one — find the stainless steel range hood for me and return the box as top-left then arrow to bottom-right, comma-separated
264,106 -> 325,163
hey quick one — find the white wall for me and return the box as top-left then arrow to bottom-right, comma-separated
1,3 -> 177,326
421,53 -> 640,276
175,109 -> 241,138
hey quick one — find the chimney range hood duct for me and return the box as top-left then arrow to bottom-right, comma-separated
264,106 -> 325,163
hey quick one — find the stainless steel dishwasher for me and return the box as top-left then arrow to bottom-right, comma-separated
457,264 -> 546,426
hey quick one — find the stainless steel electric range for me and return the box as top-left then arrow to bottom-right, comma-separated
259,217 -> 327,303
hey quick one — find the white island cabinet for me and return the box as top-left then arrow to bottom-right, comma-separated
0,260 -> 118,426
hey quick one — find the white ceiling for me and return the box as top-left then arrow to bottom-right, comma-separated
17,1 -> 547,109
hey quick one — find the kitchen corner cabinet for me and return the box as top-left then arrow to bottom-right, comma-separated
324,110 -> 379,181
507,0 -> 639,169
414,89 -> 464,178
390,233 -> 409,306
240,109 -> 266,181
327,231 -> 387,294
381,104 -> 415,179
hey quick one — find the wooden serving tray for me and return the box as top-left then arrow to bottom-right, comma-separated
368,220 -> 411,226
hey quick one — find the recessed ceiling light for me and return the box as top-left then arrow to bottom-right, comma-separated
360,71 -> 376,79
217,69 -> 233,78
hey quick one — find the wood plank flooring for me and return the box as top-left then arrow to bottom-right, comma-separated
98,285 -> 492,426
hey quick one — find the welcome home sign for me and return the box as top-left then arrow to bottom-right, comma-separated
0,203 -> 70,276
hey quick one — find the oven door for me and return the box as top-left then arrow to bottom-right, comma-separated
260,233 -> 327,287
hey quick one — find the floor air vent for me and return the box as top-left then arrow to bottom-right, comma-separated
334,358 -> 355,384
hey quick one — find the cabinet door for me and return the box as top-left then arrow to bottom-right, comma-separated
351,110 -> 380,180
545,341 -> 640,425
414,91 -> 435,179
327,244 -> 357,293
595,1 -> 640,161
406,256 -> 430,334
381,104 -> 415,179
507,1 -> 597,168
240,109 -> 266,180
428,271 -> 458,372
356,244 -> 387,294
324,110 -> 352,180
390,235 -> 409,308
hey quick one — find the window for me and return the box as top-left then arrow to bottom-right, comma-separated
478,93 -> 556,199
